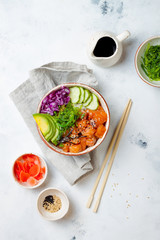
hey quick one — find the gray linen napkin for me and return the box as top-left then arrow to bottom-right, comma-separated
10,62 -> 98,185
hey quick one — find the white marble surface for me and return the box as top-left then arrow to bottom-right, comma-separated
0,0 -> 160,239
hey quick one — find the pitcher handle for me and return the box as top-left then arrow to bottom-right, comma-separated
116,30 -> 130,42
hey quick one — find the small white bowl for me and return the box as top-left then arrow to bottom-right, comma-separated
37,188 -> 69,221
12,153 -> 47,189
135,36 -> 160,88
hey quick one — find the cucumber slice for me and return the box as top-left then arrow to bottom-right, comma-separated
78,87 -> 85,103
74,103 -> 83,108
84,89 -> 90,103
86,93 -> 99,110
83,94 -> 93,107
69,87 -> 81,103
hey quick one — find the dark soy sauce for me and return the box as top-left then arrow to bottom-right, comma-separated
93,37 -> 116,57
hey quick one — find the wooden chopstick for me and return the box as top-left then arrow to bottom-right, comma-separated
86,99 -> 132,208
93,100 -> 132,213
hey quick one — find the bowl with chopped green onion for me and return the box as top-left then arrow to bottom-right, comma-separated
135,36 -> 160,88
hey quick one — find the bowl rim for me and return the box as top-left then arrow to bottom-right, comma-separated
37,187 -> 69,221
12,153 -> 48,189
36,82 -> 110,156
135,35 -> 160,88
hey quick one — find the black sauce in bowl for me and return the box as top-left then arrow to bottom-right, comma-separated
93,37 -> 116,57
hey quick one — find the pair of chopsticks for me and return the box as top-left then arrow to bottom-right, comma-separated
86,99 -> 132,213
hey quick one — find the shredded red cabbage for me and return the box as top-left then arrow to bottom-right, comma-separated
40,86 -> 70,115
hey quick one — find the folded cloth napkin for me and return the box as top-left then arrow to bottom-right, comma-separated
10,62 -> 98,185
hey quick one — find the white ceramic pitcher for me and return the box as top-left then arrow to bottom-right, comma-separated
87,30 -> 130,68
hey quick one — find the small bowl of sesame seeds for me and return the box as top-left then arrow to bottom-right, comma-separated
37,188 -> 69,221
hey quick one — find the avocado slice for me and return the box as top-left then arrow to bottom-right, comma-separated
50,119 -> 60,145
51,127 -> 60,145
44,120 -> 54,141
33,113 -> 52,137
33,113 -> 60,144
44,115 -> 56,141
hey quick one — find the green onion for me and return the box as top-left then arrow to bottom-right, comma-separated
141,43 -> 160,81
81,113 -> 85,119
58,143 -> 64,148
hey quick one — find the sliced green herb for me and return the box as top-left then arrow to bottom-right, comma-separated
54,102 -> 81,140
81,113 -> 85,119
141,43 -> 160,81
59,143 -> 64,148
